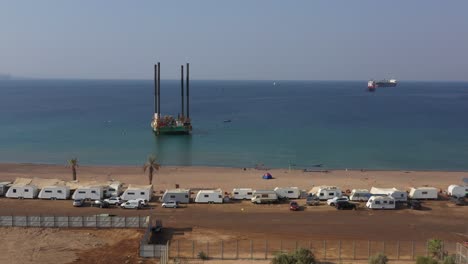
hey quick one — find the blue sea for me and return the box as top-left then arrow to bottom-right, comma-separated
1,79 -> 468,171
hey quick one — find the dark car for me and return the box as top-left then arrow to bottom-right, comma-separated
407,200 -> 422,210
306,194 -> 320,206
92,200 -> 111,208
450,197 -> 467,206
289,201 -> 300,211
335,201 -> 357,210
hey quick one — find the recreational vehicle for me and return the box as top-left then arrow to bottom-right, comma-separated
370,187 -> 407,202
72,186 -> 103,200
310,186 -> 342,200
366,196 -> 396,210
6,184 -> 39,199
251,190 -> 278,204
274,187 -> 300,199
194,190 -> 223,204
121,185 -> 153,201
0,182 -> 11,197
349,189 -> 371,202
231,188 -> 254,200
447,185 -> 468,198
161,189 -> 190,204
104,181 -> 122,198
38,185 -> 70,200
408,187 -> 438,200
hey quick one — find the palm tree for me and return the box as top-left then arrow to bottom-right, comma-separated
143,155 -> 160,185
68,158 -> 79,181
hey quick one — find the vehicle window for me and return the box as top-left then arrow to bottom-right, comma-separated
422,191 -> 427,195
247,192 -> 252,195
218,195 -> 222,198
262,194 -> 268,198
400,194 -> 404,197
25,189 -> 29,192
319,193 -> 324,196
57,190 -> 62,193
109,188 -> 115,192
329,192 -> 334,196
170,195 -> 176,198
13,189 -> 17,193
383,201 -> 388,204
389,201 -> 394,204
45,190 -> 52,193
128,192 -> 135,195
91,191 -> 96,194
234,192 -> 239,195
375,201 -> 381,204
204,194 -> 209,198
287,191 -> 293,193
185,195 -> 188,198
140,192 -> 145,195
79,191 -> 85,194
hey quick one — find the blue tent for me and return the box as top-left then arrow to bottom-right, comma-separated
262,173 -> 273,180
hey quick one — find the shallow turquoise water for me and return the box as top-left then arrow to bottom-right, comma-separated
1,79 -> 468,170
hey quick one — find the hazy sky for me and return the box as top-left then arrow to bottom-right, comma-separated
1,0 -> 467,80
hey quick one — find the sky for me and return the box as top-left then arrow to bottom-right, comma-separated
0,0 -> 468,81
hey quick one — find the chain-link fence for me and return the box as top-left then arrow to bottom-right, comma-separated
0,215 -> 148,228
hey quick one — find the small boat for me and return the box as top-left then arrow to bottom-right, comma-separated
223,119 -> 232,123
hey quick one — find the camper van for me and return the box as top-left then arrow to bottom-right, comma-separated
370,187 -> 407,202
251,190 -> 278,204
310,186 -> 342,200
161,189 -> 190,204
0,182 -> 11,197
231,188 -> 254,200
274,187 -> 300,199
104,181 -> 122,198
366,196 -> 396,210
121,185 -> 153,201
408,187 -> 438,200
6,184 -> 39,199
38,185 -> 70,200
349,189 -> 371,202
447,185 -> 468,198
72,186 -> 103,200
194,190 -> 223,204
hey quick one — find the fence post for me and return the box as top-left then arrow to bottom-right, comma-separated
54,215 -> 57,228
81,216 -> 84,227
177,240 -> 180,258
368,240 -> 371,258
339,240 -> 342,260
353,241 -> 356,260
67,215 -> 70,228
236,240 -> 239,259
265,240 -> 268,259
221,240 -> 224,260
323,240 -> 327,260
124,216 -> 127,227
397,241 -> 400,260
192,240 -> 195,259
250,240 -> 253,259
26,215 -> 29,227
39,214 -> 42,227
426,240 -> 428,257
411,241 -> 415,260
207,241 -> 210,259
383,240 -> 385,256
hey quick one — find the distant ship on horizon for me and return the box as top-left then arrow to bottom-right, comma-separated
368,78 -> 397,91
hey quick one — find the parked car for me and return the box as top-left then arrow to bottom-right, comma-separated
73,199 -> 85,207
327,196 -> 349,206
135,198 -> 149,207
450,197 -> 467,206
306,194 -> 320,206
104,196 -> 123,205
92,200 -> 110,208
120,200 -> 142,209
335,201 -> 357,210
407,200 -> 422,210
162,200 -> 179,208
289,201 -> 300,211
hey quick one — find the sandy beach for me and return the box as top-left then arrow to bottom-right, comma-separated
0,163 -> 465,194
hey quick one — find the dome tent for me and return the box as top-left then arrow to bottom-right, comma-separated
262,173 -> 273,180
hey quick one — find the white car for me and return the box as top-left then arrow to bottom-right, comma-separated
162,200 -> 179,208
120,200 -> 141,209
134,198 -> 148,206
327,196 -> 349,206
104,197 -> 123,205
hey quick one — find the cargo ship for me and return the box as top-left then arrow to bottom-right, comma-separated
150,62 -> 192,135
375,79 -> 397,87
368,80 -> 376,92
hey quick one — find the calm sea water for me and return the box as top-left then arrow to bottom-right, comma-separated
1,79 -> 468,171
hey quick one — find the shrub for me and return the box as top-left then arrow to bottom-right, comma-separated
416,256 -> 438,264
197,251 -> 209,260
427,239 -> 444,260
271,248 -> 316,264
368,253 -> 388,264
442,254 -> 456,264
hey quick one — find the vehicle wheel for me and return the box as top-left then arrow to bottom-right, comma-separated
330,203 -> 334,206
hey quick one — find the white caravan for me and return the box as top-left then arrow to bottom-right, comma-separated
161,189 -> 190,204
370,187 -> 407,202
195,190 -> 223,204
231,188 -> 254,200
104,181 -> 122,198
0,182 -> 11,197
349,189 -> 371,202
72,186 -> 103,200
38,185 -> 70,200
251,190 -> 278,204
310,186 -> 342,200
121,185 -> 153,202
408,187 -> 438,200
447,185 -> 468,198
6,184 -> 39,199
274,187 -> 300,199
366,196 -> 396,209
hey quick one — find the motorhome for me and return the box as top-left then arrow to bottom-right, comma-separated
349,189 -> 371,202
71,186 -> 103,200
0,182 -> 11,197
370,187 -> 407,202
408,187 -> 438,200
366,196 -> 396,209
121,185 -> 153,201
161,189 -> 190,204
447,185 -> 468,198
38,185 -> 70,200
194,190 -> 223,204
6,184 -> 39,199
310,186 -> 342,200
231,188 -> 254,200
251,190 -> 278,204
274,187 -> 300,199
